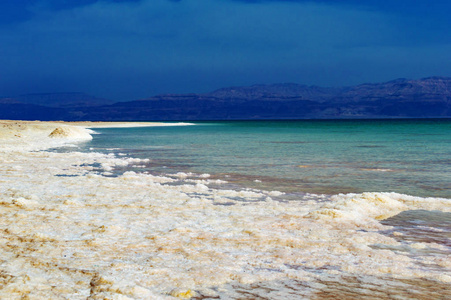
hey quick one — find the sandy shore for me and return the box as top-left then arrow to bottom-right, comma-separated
0,120 -> 193,152
0,120 -> 450,299
0,120 -> 192,136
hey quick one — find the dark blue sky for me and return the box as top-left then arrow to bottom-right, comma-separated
1,0 -> 450,100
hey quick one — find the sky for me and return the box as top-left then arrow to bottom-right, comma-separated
0,0 -> 450,100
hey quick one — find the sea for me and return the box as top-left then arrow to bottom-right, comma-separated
53,119 -> 450,298
78,119 -> 450,198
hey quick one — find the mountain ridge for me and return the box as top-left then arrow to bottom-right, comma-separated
1,77 -> 450,120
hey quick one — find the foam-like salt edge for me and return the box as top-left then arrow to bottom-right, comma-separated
0,120 -> 193,152
0,121 -> 450,299
82,122 -> 195,128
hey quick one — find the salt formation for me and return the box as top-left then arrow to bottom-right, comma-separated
0,121 -> 93,152
48,126 -> 93,140
0,121 -> 450,299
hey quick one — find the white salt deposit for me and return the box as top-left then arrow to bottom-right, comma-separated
0,121 -> 450,299
83,122 -> 195,128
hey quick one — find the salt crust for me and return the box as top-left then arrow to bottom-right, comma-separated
48,126 -> 93,140
0,121 -> 450,299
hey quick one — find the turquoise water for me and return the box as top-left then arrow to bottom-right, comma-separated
81,119 -> 450,198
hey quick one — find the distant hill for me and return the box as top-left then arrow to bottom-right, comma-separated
0,77 -> 450,120
0,92 -> 114,108
207,83 -> 342,101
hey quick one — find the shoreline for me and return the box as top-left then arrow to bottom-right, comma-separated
0,120 -> 194,151
0,119 -> 194,130
0,120 -> 450,299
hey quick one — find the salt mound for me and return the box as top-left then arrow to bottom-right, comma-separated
49,126 -> 93,140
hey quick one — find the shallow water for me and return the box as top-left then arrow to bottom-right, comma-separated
79,119 -> 451,198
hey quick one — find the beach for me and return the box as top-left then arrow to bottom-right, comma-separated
0,120 -> 450,299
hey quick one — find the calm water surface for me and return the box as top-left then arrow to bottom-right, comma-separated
77,119 -> 450,198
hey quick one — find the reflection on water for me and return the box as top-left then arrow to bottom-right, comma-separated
381,210 -> 451,248
192,276 -> 451,299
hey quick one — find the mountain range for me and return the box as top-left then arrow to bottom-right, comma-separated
0,77 -> 450,121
